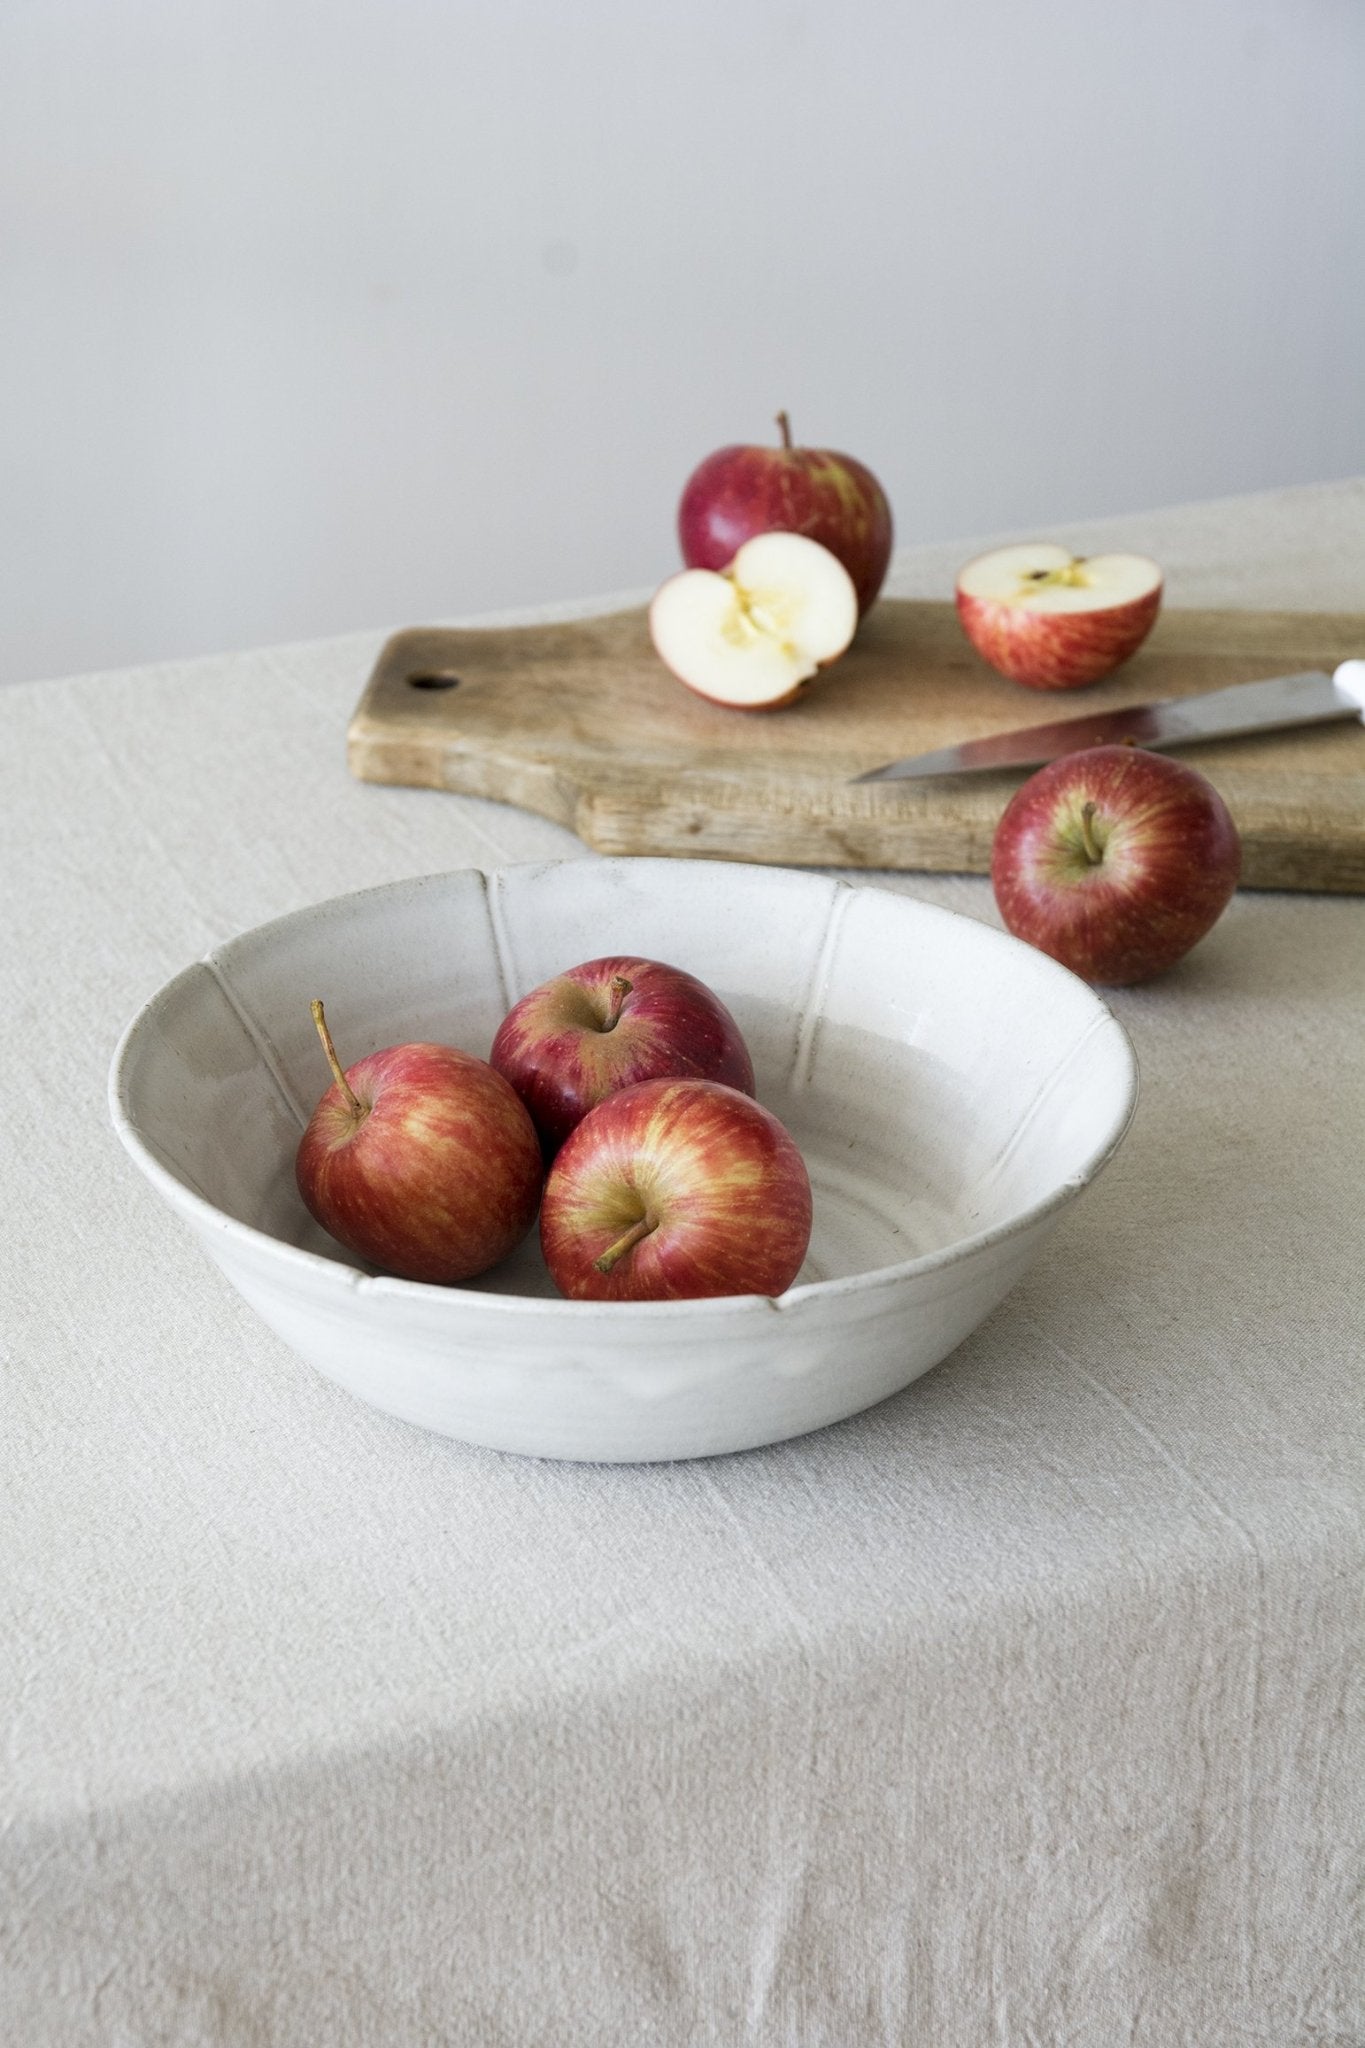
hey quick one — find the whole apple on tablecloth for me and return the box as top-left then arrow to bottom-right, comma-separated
991,746 -> 1241,985
649,531 -> 857,712
491,956 -> 755,1152
957,543 -> 1163,689
540,1077 -> 813,1302
296,1000 -> 543,1283
678,411 -> 893,617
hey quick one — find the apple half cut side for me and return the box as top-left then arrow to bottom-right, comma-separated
649,531 -> 858,711
956,543 -> 1163,690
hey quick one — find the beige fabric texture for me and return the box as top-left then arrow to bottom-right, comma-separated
3,480 -> 1364,2046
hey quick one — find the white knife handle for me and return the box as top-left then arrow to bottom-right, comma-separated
1334,660 -> 1365,718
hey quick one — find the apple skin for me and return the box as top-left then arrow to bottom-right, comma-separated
956,580 -> 1162,690
678,415 -> 893,617
491,956 -> 755,1153
991,746 -> 1241,986
540,1077 -> 813,1302
296,1040 -> 543,1284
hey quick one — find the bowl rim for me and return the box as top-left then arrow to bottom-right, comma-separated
107,861 -> 1139,1319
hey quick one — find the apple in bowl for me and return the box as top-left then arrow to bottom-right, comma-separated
991,746 -> 1241,985
540,1077 -> 813,1302
295,1001 -> 543,1284
957,543 -> 1163,690
491,955 -> 755,1151
678,411 -> 893,617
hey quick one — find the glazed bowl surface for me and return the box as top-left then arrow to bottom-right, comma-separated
110,859 -> 1137,1461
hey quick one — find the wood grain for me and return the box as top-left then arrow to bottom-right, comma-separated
347,601 -> 1365,891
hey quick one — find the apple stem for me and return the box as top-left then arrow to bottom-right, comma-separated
310,999 -> 365,1119
602,975 -> 633,1032
1079,801 -> 1104,866
594,1213 -> 657,1276
775,410 -> 792,450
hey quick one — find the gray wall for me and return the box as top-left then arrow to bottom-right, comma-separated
3,0 -> 1362,684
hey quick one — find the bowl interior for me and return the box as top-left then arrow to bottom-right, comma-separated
113,860 -> 1135,1299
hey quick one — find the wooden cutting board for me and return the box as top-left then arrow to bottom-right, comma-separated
348,601 -> 1365,891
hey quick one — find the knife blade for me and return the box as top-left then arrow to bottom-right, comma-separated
852,660 -> 1365,783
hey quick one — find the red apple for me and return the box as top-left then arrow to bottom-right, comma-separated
649,531 -> 857,712
991,746 -> 1241,985
540,1078 -> 813,1302
296,1000 -> 543,1283
679,411 -> 893,616
491,956 -> 755,1152
957,543 -> 1163,689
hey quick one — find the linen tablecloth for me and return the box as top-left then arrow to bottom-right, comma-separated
3,480 -> 1363,2046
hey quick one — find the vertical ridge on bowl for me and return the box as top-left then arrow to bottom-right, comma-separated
204,956 -> 313,1129
209,868 -> 510,1094
482,865 -> 524,1015
965,1009 -> 1135,1213
787,881 -> 854,1096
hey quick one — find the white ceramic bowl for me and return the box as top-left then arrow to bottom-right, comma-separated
110,859 -> 1137,1462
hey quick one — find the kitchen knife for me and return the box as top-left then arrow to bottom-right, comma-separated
852,660 -> 1365,783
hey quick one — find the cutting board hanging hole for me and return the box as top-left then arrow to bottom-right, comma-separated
408,671 -> 462,691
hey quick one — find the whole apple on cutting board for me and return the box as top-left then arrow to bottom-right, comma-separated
678,411 -> 894,617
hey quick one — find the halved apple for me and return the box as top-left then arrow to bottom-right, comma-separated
649,531 -> 858,711
956,543 -> 1163,690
